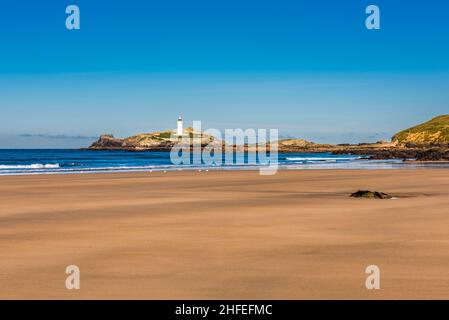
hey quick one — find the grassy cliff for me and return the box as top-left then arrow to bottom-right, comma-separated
392,115 -> 449,144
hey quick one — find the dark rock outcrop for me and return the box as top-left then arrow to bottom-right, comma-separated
333,146 -> 449,161
89,134 -> 125,149
350,190 -> 392,199
414,149 -> 449,161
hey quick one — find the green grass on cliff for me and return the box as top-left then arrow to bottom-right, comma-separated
392,115 -> 449,144
156,132 -> 173,139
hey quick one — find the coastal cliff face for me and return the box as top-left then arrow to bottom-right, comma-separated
392,115 -> 449,144
88,115 -> 449,161
89,134 -> 126,149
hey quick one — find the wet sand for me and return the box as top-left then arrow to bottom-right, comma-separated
1,169 -> 449,299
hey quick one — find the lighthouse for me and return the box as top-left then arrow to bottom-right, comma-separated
177,116 -> 183,136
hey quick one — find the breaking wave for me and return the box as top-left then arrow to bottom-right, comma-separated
285,157 -> 360,161
0,163 -> 60,169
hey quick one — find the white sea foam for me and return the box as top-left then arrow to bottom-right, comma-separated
285,157 -> 360,161
0,163 -> 60,169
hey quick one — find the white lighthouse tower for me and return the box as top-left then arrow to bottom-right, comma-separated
176,116 -> 183,136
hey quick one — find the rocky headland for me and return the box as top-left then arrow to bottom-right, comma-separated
87,115 -> 449,161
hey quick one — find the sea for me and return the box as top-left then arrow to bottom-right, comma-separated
0,149 -> 448,176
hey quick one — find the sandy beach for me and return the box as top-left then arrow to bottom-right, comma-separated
1,169 -> 449,299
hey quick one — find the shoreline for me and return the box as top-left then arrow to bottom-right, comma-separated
2,161 -> 449,177
404,160 -> 449,164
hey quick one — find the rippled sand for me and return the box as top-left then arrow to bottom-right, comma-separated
1,169 -> 449,299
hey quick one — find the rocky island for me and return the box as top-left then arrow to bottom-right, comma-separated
88,115 -> 449,161
88,127 -> 221,151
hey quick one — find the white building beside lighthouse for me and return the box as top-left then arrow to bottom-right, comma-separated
176,116 -> 183,136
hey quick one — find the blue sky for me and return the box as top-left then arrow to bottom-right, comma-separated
0,0 -> 448,147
